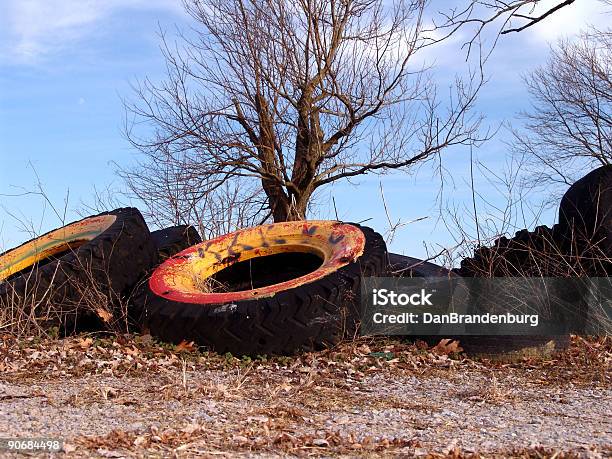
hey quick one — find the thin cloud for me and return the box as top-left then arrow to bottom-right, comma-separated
0,0 -> 185,64
517,0 -> 609,43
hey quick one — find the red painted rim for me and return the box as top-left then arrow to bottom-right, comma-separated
149,221 -> 366,304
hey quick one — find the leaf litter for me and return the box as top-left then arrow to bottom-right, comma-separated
0,334 -> 609,458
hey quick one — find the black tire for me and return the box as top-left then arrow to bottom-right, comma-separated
456,224 -> 569,277
558,165 -> 612,274
387,253 -> 453,278
387,252 -> 460,344
143,223 -> 387,356
456,226 -> 571,360
459,335 -> 570,362
129,225 -> 202,327
150,225 -> 202,260
0,208 -> 157,333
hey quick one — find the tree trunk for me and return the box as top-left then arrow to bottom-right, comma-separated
265,185 -> 311,222
264,181 -> 291,222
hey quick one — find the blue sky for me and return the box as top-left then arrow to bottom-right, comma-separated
0,0 -> 609,260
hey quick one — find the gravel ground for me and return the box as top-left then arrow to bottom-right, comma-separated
0,335 -> 610,458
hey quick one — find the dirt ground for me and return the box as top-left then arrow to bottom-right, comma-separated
0,334 -> 610,458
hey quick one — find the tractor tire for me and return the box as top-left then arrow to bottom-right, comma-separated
558,165 -> 612,274
387,253 -> 453,278
128,225 -> 202,328
459,335 -> 570,362
457,224 -> 570,277
456,226 -> 571,361
0,208 -> 157,333
387,252 -> 460,344
151,225 -> 202,260
143,221 -> 387,356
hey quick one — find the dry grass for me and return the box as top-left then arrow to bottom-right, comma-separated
0,250 -> 133,339
190,272 -> 229,294
459,224 -> 612,279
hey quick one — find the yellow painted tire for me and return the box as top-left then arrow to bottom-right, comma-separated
0,208 -> 157,333
144,221 -> 387,355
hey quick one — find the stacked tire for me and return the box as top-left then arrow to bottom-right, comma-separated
0,208 -> 157,333
1,216 -> 387,355
141,221 -> 387,355
2,166 -> 607,357
456,166 -> 612,360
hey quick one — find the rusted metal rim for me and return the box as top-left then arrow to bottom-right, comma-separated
0,215 -> 117,281
149,220 -> 366,304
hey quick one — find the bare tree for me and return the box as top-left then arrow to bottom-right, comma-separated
122,0 -> 490,226
119,142 -> 268,238
513,29 -> 612,187
432,0 -> 579,58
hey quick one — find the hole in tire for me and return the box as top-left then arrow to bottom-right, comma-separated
209,252 -> 323,292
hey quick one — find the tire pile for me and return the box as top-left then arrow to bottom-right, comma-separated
457,225 -> 564,277
0,216 -> 388,355
0,166 -> 609,357
455,165 -> 611,359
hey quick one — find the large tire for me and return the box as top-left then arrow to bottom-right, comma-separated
129,225 -> 202,327
456,226 -> 571,360
386,253 -> 461,343
0,208 -> 157,333
456,225 -> 570,277
558,165 -> 612,274
452,168 -> 612,359
143,221 -> 387,356
150,225 -> 202,261
387,253 -> 453,278
459,335 -> 570,362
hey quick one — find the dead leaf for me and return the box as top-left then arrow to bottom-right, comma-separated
181,423 -> 201,434
247,415 -> 269,423
136,334 -> 153,344
78,337 -> 93,350
312,438 -> 329,447
63,442 -> 77,453
124,346 -> 140,357
96,308 -> 113,323
133,435 -> 147,447
175,340 -> 196,352
358,344 -> 371,355
432,339 -> 463,355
